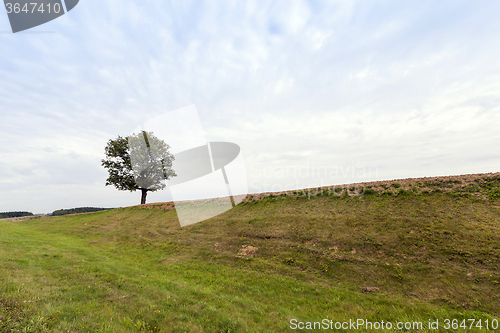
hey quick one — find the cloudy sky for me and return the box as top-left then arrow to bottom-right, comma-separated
1,0 -> 500,213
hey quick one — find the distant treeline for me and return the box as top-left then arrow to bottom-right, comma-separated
0,211 -> 34,218
51,207 -> 111,216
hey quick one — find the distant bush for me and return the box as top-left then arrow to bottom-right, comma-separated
425,180 -> 444,187
396,189 -> 412,197
0,211 -> 33,218
488,186 -> 500,200
332,187 -> 344,195
363,188 -> 378,196
484,175 -> 500,183
247,217 -> 259,224
51,207 -> 111,216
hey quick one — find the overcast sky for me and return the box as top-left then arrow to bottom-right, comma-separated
1,0 -> 500,213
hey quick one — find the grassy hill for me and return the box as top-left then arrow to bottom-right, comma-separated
1,173 -> 500,332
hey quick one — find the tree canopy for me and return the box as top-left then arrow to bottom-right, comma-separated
51,207 -> 111,216
102,131 -> 176,204
0,211 -> 33,219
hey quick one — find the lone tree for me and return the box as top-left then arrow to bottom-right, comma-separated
102,131 -> 176,204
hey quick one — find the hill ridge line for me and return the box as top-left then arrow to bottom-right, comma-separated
136,171 -> 500,210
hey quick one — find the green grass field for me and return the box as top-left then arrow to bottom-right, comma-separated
1,179 -> 500,332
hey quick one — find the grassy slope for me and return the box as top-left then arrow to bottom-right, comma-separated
1,186 -> 500,332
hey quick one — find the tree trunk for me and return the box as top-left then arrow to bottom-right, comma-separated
141,188 -> 148,205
